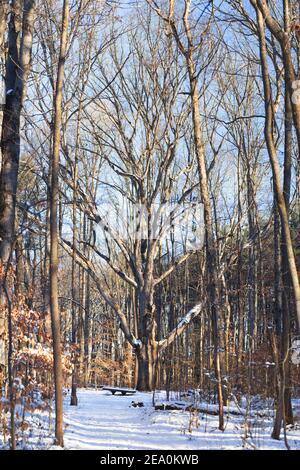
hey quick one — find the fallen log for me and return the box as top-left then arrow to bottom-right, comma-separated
154,402 -> 273,418
154,403 -> 219,414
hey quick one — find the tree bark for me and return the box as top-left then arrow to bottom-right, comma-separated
49,0 -> 69,447
0,0 -> 35,375
0,1 -> 8,158
254,1 -> 300,332
0,0 -> 35,263
136,340 -> 158,391
272,5 -> 294,435
135,286 -> 158,391
148,0 -> 225,430
186,48 -> 224,432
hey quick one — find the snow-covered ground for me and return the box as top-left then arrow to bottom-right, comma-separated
1,389 -> 300,450
62,390 -> 300,450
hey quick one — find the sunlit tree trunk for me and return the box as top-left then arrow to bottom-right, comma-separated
49,0 -> 69,447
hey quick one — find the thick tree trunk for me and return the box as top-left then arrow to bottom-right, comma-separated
0,0 -> 35,263
136,340 -> 158,391
0,0 -> 35,374
135,286 -> 158,391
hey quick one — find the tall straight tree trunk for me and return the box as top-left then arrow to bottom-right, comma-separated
49,0 -> 69,447
84,267 -> 91,386
236,152 -> 244,393
70,167 -> 78,405
281,80 -> 293,427
83,219 -> 93,387
146,0 -> 224,428
245,162 -> 258,352
185,1 -> 224,430
186,52 -> 224,432
0,0 -> 35,371
0,1 -> 8,156
254,1 -> 299,440
254,2 -> 300,332
78,213 -> 87,381
273,203 -> 282,336
70,98 -> 80,405
272,21 -> 294,437
0,0 -> 35,262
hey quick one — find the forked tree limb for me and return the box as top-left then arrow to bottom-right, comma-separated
60,237 -> 202,352
60,238 -> 137,347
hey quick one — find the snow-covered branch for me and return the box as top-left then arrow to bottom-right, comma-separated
158,303 -> 202,352
154,252 -> 192,286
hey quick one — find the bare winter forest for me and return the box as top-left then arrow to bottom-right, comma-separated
0,0 -> 300,452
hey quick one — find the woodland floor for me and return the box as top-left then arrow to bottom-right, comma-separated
1,389 -> 300,450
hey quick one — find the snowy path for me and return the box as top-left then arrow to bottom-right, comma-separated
62,389 -> 300,450
64,389 -> 201,450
